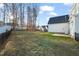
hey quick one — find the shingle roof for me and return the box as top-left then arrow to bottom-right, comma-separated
48,15 -> 69,24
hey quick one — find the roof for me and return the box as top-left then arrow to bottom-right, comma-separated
5,23 -> 12,26
48,15 -> 69,24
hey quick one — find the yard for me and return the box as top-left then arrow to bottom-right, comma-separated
0,31 -> 79,56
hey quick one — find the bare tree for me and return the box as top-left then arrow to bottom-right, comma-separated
0,3 -> 38,31
19,3 -> 25,27
27,3 -> 39,31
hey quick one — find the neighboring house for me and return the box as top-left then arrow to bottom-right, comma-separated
41,25 -> 48,32
69,3 -> 79,40
48,15 -> 69,34
36,25 -> 48,32
5,23 -> 12,26
48,3 -> 79,40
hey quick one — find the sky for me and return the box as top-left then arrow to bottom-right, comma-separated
36,3 -> 73,26
0,3 -> 73,26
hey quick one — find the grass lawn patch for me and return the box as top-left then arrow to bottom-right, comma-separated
0,31 -> 79,56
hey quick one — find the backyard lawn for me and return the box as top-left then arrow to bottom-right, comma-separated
0,31 -> 79,56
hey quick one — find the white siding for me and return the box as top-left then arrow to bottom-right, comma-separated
69,15 -> 75,38
69,3 -> 79,38
75,14 -> 79,33
48,23 -> 69,34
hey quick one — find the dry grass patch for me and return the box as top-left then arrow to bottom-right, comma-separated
0,31 -> 79,56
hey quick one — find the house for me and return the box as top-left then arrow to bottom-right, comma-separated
69,3 -> 79,40
48,15 -> 69,34
36,25 -> 48,32
48,3 -> 79,40
41,25 -> 48,32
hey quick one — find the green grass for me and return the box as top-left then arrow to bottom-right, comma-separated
1,31 -> 79,56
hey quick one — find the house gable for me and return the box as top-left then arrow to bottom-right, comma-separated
48,15 -> 69,24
